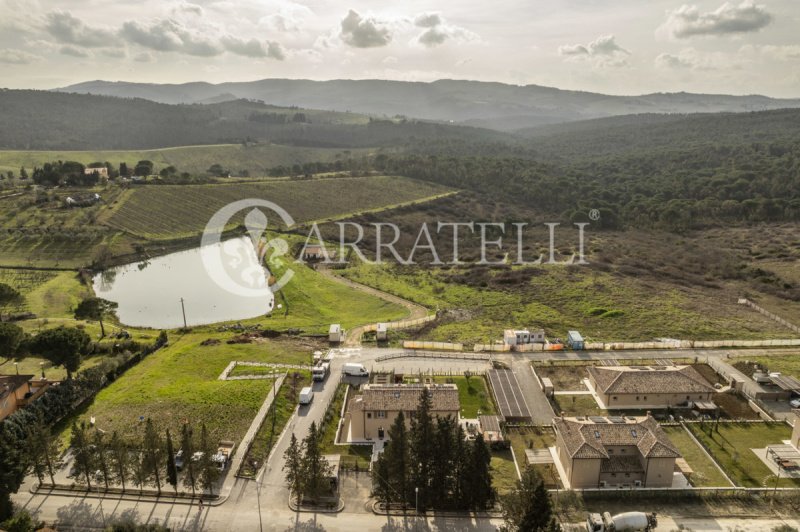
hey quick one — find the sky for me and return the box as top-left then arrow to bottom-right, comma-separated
1,0 -> 799,97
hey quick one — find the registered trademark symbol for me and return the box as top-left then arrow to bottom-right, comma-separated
589,209 -> 600,221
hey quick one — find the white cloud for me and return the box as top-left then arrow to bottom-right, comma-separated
412,12 -> 477,48
120,18 -> 222,57
414,13 -> 442,28
660,1 -> 772,39
220,36 -> 284,60
559,34 -> 629,57
654,48 -> 742,70
133,51 -> 154,62
340,10 -> 391,48
0,48 -> 41,64
44,10 -> 116,48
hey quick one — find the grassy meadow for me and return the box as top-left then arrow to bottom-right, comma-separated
340,263 -> 788,343
661,425 -> 731,487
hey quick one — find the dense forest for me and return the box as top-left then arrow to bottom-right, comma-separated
0,90 -> 511,150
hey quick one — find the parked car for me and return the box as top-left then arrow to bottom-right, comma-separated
789,398 -> 800,408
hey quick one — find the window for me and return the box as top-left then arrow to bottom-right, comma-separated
367,413 -> 372,419
377,411 -> 386,419
613,396 -> 618,401
594,430 -> 601,439
625,473 -> 630,478
643,396 -> 647,400
686,395 -> 690,400
630,429 -> 638,438
608,449 -> 614,454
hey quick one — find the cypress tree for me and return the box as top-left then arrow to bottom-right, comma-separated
109,431 -> 130,491
410,389 -> 435,511
165,429 -> 178,493
70,421 -> 95,489
301,422 -> 331,503
198,424 -> 220,496
384,410 -> 409,506
181,424 -> 197,497
283,433 -> 304,505
501,467 -> 555,532
142,418 -> 163,495
468,435 -> 494,510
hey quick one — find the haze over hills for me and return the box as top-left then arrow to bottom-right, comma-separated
55,78 -> 800,131
0,89 -> 512,150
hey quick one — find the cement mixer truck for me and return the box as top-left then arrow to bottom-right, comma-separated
586,512 -> 657,532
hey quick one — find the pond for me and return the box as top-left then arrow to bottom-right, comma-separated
93,237 -> 274,328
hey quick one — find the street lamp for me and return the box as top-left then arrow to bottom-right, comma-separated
415,486 -> 419,514
13,362 -> 18,375
39,362 -> 44,378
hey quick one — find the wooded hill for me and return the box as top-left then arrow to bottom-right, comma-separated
0,90 -> 512,150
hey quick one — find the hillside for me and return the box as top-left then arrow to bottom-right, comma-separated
56,79 -> 800,131
0,90 -> 511,150
520,109 -> 800,160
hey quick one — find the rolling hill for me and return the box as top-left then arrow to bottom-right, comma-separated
0,89 -> 511,150
56,78 -> 800,131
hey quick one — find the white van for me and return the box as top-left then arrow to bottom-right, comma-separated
342,363 -> 369,377
299,386 -> 313,405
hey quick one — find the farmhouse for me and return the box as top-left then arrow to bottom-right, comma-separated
587,365 -> 715,409
301,245 -> 337,261
345,383 -> 460,441
84,167 -> 109,178
65,193 -> 101,207
1,375 -> 59,421
553,414 -> 681,489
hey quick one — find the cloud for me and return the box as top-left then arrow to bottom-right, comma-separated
412,12 -> 477,48
414,13 -> 442,28
133,51 -> 154,62
340,10 -> 391,48
660,1 -> 772,39
654,48 -> 738,70
559,34 -> 629,57
172,2 -> 204,17
740,44 -> 800,61
60,45 -> 90,58
101,48 -> 126,58
220,36 -> 284,60
44,10 -> 116,48
0,48 -> 41,64
120,18 -> 222,56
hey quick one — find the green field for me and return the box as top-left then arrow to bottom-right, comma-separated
733,355 -> 800,380
105,176 -> 451,239
427,376 -> 495,418
340,263 -> 788,343
0,144 -> 372,177
686,422 -> 800,488
661,426 -> 731,487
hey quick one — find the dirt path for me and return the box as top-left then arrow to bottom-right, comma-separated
316,266 -> 430,346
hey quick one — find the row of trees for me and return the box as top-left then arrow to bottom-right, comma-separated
371,392 -> 494,512
0,331 -> 169,520
63,419 -> 219,496
283,422 -> 333,504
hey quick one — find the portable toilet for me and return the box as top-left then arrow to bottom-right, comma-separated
376,323 -> 388,341
567,330 -> 584,350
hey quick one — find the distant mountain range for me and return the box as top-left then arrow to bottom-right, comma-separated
55,78 -> 800,131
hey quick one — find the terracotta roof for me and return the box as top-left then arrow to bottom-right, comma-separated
588,365 -> 715,395
352,384 -> 460,413
553,415 -> 681,460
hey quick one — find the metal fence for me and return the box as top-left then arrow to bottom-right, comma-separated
739,298 -> 800,334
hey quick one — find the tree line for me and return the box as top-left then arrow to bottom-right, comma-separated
370,391 -> 494,512
0,330 -> 168,519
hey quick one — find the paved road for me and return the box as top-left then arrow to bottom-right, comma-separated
510,354 -> 556,423
316,267 -> 429,346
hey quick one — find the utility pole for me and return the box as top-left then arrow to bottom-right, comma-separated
180,298 -> 187,329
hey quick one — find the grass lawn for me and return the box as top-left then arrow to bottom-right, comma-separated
69,332 -> 311,445
319,383 -> 372,470
733,355 -> 800,380
661,425 -> 731,487
428,376 -> 495,418
239,371 -> 310,478
550,394 -> 605,417
533,366 -> 587,391
491,449 -> 519,495
686,422 -> 800,488
506,427 -> 561,488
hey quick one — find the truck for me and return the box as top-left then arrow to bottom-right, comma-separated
342,362 -> 369,377
586,512 -> 658,532
312,362 -> 330,382
299,386 -> 314,405
212,440 -> 235,470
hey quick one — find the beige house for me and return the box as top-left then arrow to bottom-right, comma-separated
1,375 -> 59,421
553,415 -> 681,489
587,365 -> 715,409
346,384 -> 460,442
